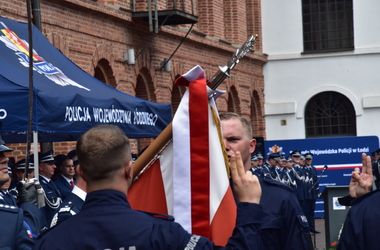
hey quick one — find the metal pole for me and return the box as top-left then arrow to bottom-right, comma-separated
24,0 -> 34,181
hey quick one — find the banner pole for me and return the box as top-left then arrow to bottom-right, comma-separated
132,123 -> 172,179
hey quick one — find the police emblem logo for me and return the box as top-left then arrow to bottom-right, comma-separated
0,22 -> 90,91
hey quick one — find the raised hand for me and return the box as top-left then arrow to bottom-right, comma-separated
230,151 -> 261,204
349,153 -> 373,198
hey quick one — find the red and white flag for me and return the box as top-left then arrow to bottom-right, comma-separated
128,65 -> 236,245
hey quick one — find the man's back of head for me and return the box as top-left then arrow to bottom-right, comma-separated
76,125 -> 132,184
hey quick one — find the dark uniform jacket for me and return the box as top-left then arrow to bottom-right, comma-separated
49,191 -> 84,228
256,175 -> 313,250
337,188 -> 380,250
0,190 -> 17,206
39,175 -> 62,222
34,189 -> 266,250
0,203 -> 34,250
53,175 -> 74,201
1,189 -> 47,240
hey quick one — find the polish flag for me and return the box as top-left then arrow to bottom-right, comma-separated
128,65 -> 236,245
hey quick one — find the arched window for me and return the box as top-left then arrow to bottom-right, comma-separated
135,68 -> 156,102
94,59 -> 116,88
305,91 -> 356,138
227,86 -> 240,113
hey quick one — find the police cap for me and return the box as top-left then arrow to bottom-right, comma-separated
305,152 -> 313,159
15,158 -> 34,171
38,150 -> 56,163
290,150 -> 301,157
256,152 -> 263,160
251,154 -> 258,161
268,153 -> 281,162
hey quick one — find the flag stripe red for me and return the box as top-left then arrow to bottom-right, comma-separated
128,160 -> 168,215
210,187 -> 236,245
189,79 -> 210,238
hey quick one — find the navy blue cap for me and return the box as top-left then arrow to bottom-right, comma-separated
15,158 -> 34,171
268,153 -> 281,161
290,150 -> 301,157
38,150 -> 56,163
300,155 -> 305,160
256,152 -> 263,159
286,156 -> 293,162
305,152 -> 313,159
251,154 -> 258,161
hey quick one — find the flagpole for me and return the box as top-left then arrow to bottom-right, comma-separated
24,0 -> 34,181
133,123 -> 172,178
132,35 -> 258,180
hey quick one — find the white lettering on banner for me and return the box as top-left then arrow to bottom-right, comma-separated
133,109 -> 158,126
286,147 -> 371,156
0,109 -> 7,119
64,106 -> 159,126
93,106 -> 132,124
64,106 -> 91,122
184,235 -> 201,250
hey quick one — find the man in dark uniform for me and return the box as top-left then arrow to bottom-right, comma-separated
34,124 -> 265,250
50,149 -> 86,228
0,135 -> 34,249
37,150 -> 62,222
304,152 -> 319,234
283,157 -> 297,189
14,158 -> 35,187
291,150 -> 307,214
337,153 -> 375,250
1,166 -> 17,206
220,112 -> 313,250
261,153 -> 283,182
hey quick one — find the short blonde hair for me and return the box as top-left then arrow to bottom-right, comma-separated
77,125 -> 131,182
219,112 -> 253,138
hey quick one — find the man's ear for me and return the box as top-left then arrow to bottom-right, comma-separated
125,161 -> 133,180
249,138 -> 256,154
76,165 -> 85,181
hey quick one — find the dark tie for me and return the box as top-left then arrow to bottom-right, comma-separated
70,180 -> 74,188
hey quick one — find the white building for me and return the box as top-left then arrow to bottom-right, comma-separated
261,0 -> 380,140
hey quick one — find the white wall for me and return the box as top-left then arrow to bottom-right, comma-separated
261,0 -> 380,140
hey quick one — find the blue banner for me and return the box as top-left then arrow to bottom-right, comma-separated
264,136 -> 379,218
0,17 -> 172,142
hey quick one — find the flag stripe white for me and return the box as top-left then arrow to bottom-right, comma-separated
159,143 -> 174,215
173,89 -> 192,233
208,97 -> 230,223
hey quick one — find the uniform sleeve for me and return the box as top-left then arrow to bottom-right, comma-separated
283,193 -> 313,250
16,212 -> 35,250
337,194 -> 380,250
173,202 -> 267,250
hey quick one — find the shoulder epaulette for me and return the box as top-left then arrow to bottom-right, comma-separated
139,211 -> 175,221
0,203 -> 19,213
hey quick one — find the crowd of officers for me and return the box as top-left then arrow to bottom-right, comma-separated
250,150 -> 320,234
0,140 -> 81,248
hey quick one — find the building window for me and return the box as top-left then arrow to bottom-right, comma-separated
302,0 -> 354,53
305,91 -> 356,138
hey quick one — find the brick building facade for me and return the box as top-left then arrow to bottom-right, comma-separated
0,0 -> 266,160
